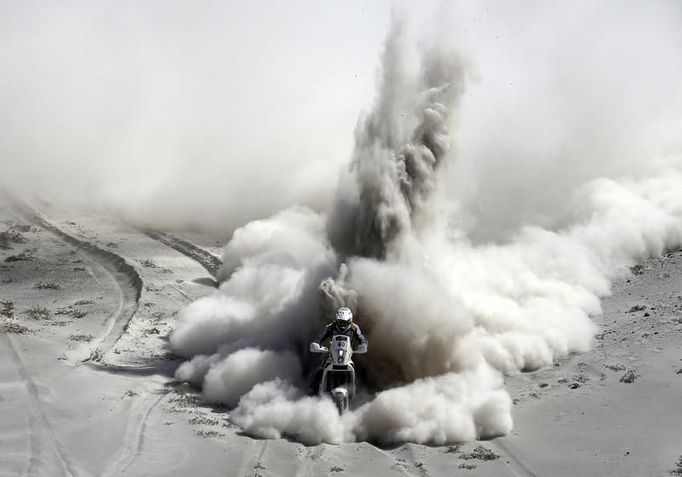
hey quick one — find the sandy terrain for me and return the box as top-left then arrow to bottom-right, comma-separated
1,197 -> 680,477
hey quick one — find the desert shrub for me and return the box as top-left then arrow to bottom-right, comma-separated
68,334 -> 93,342
35,281 -> 60,290
672,455 -> 682,476
25,306 -> 51,320
4,249 -> 35,262
620,370 -> 640,383
630,264 -> 645,275
1,322 -> 30,334
56,307 -> 88,318
1,300 -> 14,318
460,446 -> 499,461
88,348 -> 104,362
0,230 -> 27,249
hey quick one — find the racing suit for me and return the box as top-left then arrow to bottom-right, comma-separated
309,322 -> 367,393
312,322 -> 368,351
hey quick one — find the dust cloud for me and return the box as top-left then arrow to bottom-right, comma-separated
171,4 -> 682,445
2,1 -> 681,445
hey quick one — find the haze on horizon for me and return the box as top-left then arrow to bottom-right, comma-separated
1,0 -> 681,240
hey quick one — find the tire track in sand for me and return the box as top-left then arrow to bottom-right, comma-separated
0,334 -> 82,477
491,440 -> 539,477
142,229 -> 222,280
93,227 -> 219,475
99,392 -> 166,477
4,197 -> 167,476
293,445 -> 324,477
95,234 -> 211,476
367,445 -> 420,477
9,199 -> 142,363
30,217 -> 168,476
235,440 -> 269,477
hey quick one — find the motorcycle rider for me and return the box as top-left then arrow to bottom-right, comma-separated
308,307 -> 367,393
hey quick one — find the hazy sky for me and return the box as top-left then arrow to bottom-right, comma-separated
1,1 -> 681,234
0,1 -> 392,208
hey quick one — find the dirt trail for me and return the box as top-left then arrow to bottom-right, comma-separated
0,335 -> 82,477
8,199 -> 142,364
491,441 -> 539,477
142,229 -> 222,280
100,392 -> 166,477
0,197 -> 164,476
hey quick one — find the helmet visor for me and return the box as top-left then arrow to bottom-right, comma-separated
335,318 -> 351,331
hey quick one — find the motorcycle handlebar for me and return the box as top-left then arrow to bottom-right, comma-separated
309,342 -> 328,353
310,342 -> 367,354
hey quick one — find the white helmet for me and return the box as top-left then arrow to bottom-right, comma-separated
335,307 -> 352,331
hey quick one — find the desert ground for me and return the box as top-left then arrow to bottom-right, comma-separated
1,197 -> 681,477
2,1 -> 682,475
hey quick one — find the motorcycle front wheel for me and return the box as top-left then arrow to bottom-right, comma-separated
332,391 -> 348,415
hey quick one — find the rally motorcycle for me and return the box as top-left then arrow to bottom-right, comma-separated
310,335 -> 366,414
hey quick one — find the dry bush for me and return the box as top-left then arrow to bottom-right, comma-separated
139,259 -> 158,268
0,230 -> 27,249
619,370 -> 640,383
630,264 -> 645,275
459,446 -> 500,461
1,300 -> 14,318
1,322 -> 30,334
56,307 -> 87,319
68,334 -> 93,342
35,281 -> 61,290
88,348 -> 104,362
4,249 -> 35,262
25,306 -> 51,320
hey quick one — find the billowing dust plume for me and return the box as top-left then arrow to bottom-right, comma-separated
170,15 -> 682,445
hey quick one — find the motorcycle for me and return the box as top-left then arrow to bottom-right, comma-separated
310,335 -> 367,414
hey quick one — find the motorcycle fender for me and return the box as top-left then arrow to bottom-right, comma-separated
331,387 -> 349,398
